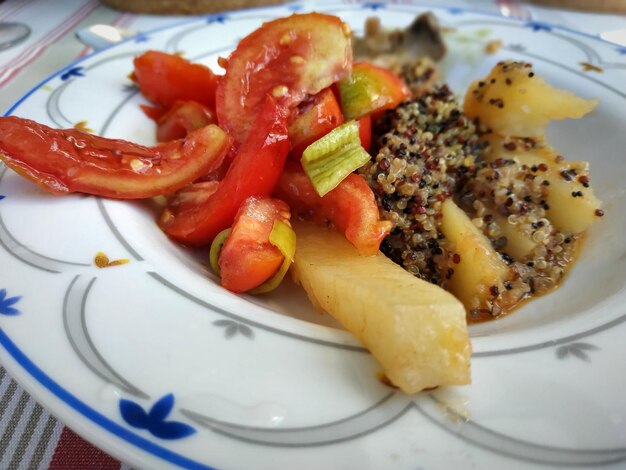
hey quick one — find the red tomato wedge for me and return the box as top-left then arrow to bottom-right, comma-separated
338,62 -> 410,121
159,96 -> 290,246
156,101 -> 217,142
132,51 -> 219,109
357,115 -> 372,152
216,13 -> 353,144
0,116 -> 231,199
168,180 -> 220,206
275,162 -> 392,256
140,104 -> 167,122
219,197 -> 291,293
288,88 -> 344,159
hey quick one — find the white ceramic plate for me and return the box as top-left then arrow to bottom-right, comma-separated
1,3 -> 625,469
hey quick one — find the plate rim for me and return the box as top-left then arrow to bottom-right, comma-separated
1,3 -> 625,469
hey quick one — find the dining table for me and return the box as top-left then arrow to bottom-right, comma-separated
0,0 -> 624,468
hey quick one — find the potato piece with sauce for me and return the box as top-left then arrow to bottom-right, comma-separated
290,221 -> 471,393
482,136 -> 602,235
440,199 -> 510,312
464,61 -> 597,137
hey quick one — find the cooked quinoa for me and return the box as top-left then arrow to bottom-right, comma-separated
359,84 -> 483,285
360,65 -> 596,322
390,56 -> 439,97
456,144 -> 584,320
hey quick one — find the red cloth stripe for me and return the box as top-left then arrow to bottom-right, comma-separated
0,0 -> 100,88
48,427 -> 121,470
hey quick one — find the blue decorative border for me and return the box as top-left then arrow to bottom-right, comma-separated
0,329 -> 214,469
1,3 -> 625,469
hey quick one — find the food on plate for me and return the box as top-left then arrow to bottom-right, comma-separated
159,95 -> 289,245
439,198 -> 509,310
0,11 -> 604,391
338,62 -> 411,121
276,162 -> 392,256
216,12 -> 353,144
463,60 -> 598,137
212,197 -> 294,293
0,117 -> 230,199
291,221 -> 470,394
352,14 -> 443,98
479,136 -> 602,234
287,88 -> 372,157
132,50 -> 219,111
300,119 -> 372,197
155,100 -> 217,142
360,84 -> 483,286
362,58 -> 601,319
288,88 -> 344,159
352,13 -> 446,66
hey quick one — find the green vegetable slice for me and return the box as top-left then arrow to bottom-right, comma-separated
338,71 -> 375,121
248,219 -> 297,295
301,120 -> 371,197
209,228 -> 231,275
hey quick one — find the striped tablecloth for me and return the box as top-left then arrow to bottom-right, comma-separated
0,0 -> 624,468
0,2 -> 179,467
0,366 -> 129,469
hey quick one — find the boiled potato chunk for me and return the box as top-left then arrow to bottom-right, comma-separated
464,61 -> 597,137
290,221 -> 471,393
440,199 -> 509,311
480,134 -> 555,163
514,153 -> 601,234
492,213 -> 537,260
481,136 -> 602,235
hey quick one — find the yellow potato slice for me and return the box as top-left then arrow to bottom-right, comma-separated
440,199 -> 509,311
481,137 -> 602,234
492,213 -> 537,260
290,221 -> 471,393
464,61 -> 597,137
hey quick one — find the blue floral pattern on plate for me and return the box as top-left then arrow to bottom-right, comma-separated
120,393 -> 196,440
60,67 -> 85,81
206,14 -> 228,24
0,289 -> 21,316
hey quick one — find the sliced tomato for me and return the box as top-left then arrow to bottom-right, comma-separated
156,101 -> 217,142
216,12 -> 352,144
132,51 -> 219,109
0,116 -> 231,199
219,197 -> 291,293
168,180 -> 220,206
275,162 -> 392,256
159,96 -> 290,246
357,115 -> 371,152
338,62 -> 410,121
288,88 -> 344,159
140,104 -> 167,122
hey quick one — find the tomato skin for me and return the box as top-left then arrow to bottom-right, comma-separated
339,62 -> 410,121
133,51 -> 219,109
275,162 -> 392,256
140,104 -> 167,122
156,101 -> 217,142
0,116 -> 231,199
219,197 -> 291,293
159,96 -> 290,246
357,115 -> 371,152
216,13 -> 352,144
288,88 -> 344,159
